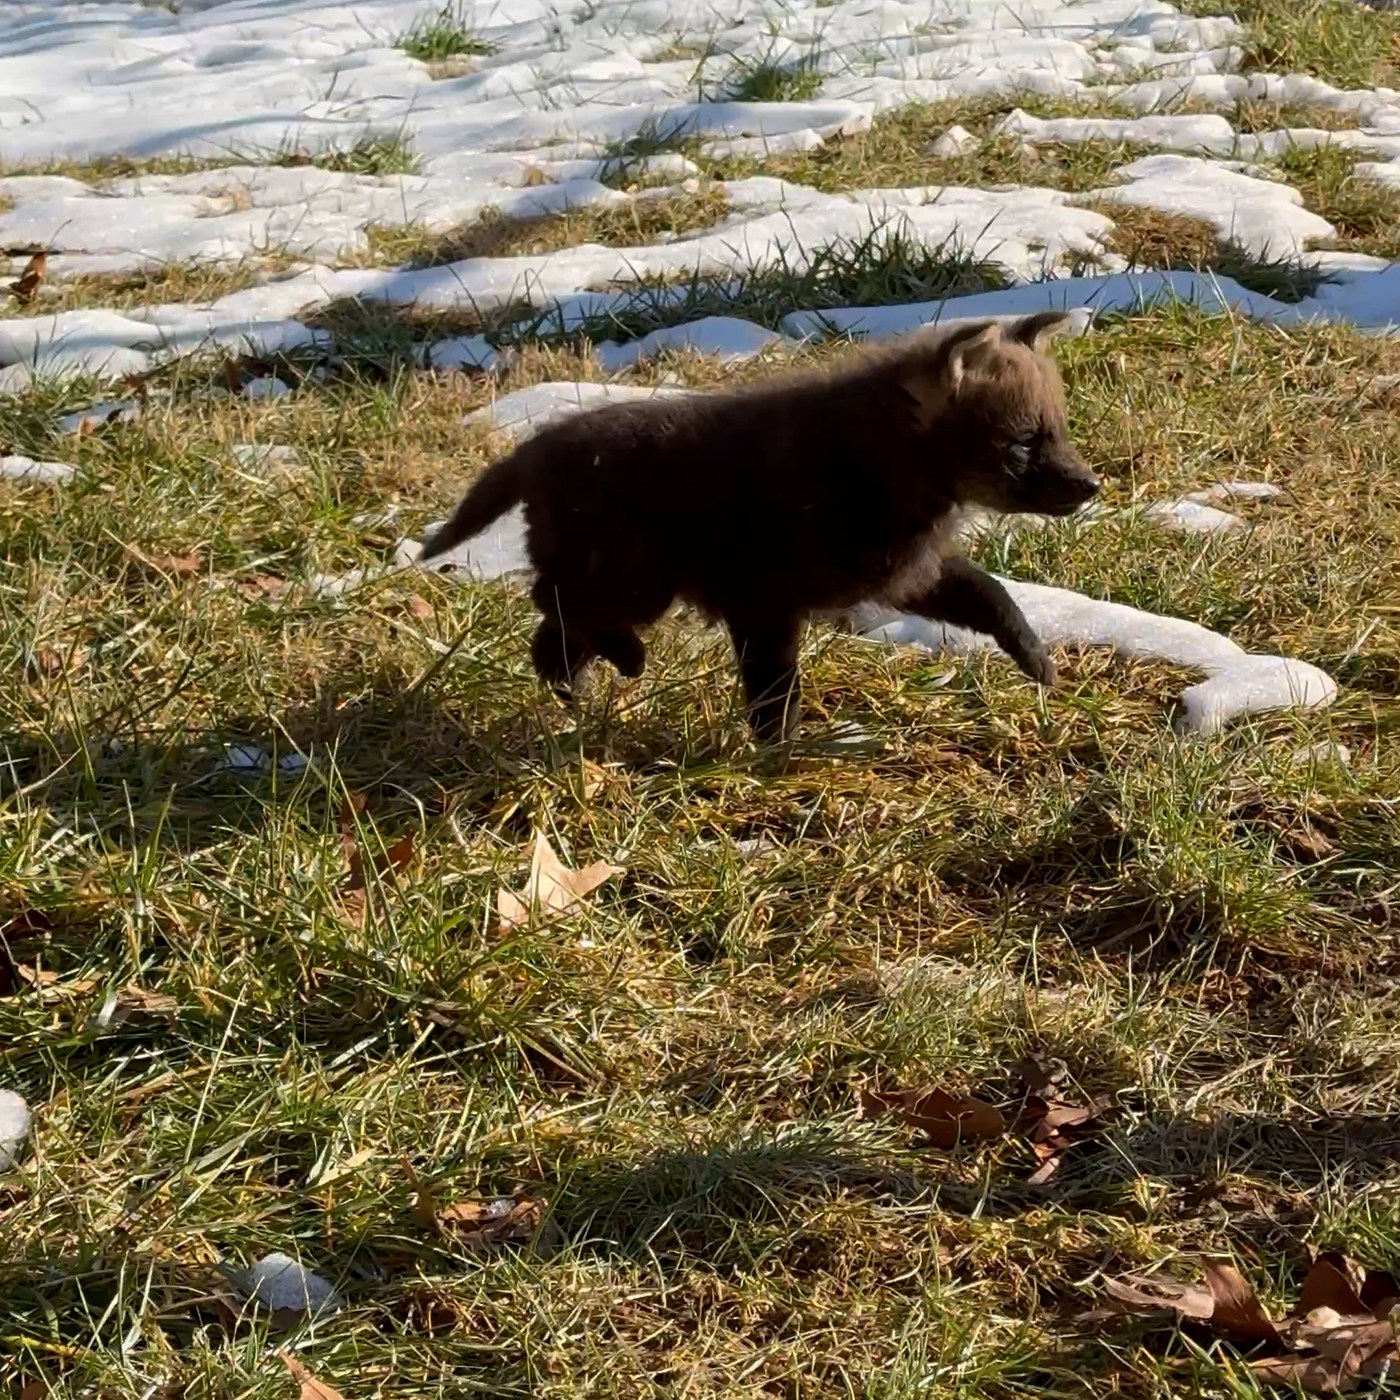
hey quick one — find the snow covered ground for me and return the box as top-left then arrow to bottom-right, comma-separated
3,0 -> 1391,728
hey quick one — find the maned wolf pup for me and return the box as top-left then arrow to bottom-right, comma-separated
421,311 -> 1099,741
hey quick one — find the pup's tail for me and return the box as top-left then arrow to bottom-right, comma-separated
419,454 -> 523,561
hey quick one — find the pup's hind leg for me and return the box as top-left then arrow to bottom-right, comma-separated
726,612 -> 803,743
596,627 -> 646,678
902,556 -> 1055,686
531,619 -> 596,700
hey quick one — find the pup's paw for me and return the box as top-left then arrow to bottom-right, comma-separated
1021,648 -> 1057,688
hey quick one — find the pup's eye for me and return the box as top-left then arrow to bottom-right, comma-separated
1005,433 -> 1038,470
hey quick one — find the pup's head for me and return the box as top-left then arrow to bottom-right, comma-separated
898,311 -> 1100,516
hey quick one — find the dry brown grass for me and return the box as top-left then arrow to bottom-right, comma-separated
362,186 -> 731,269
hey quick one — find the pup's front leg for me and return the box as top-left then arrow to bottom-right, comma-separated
726,612 -> 804,742
901,556 -> 1056,686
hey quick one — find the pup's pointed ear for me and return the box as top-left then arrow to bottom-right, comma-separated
1012,310 -> 1076,353
900,322 -> 1000,427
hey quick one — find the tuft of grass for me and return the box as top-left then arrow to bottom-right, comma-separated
2,306 -> 1400,1399
1230,98 -> 1365,133
359,186 -> 731,270
1179,0 -> 1400,88
723,49 -> 826,103
1273,143 -> 1400,261
398,1 -> 496,63
286,132 -> 421,178
703,97 -> 1159,194
503,222 -> 1007,347
0,261 -> 288,321
1083,203 -> 1332,302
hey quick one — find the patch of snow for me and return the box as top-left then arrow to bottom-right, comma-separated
593,316 -> 788,372
464,380 -> 690,438
0,1089 -> 31,1172
0,454 -> 76,484
1084,154 -> 1336,258
849,582 -> 1336,735
239,1253 -> 337,1317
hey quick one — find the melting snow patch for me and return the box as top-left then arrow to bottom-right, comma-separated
1140,499 -> 1247,533
0,454 -> 76,484
465,381 -> 691,439
56,400 -> 141,434
848,581 -> 1336,735
239,1253 -> 337,1317
0,1090 -> 31,1172
593,316 -> 789,371
1084,154 -> 1336,259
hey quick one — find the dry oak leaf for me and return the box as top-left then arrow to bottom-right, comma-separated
865,1087 -> 1006,1149
278,1350 -> 346,1400
6,251 -> 47,303
405,594 -> 434,620
338,797 -> 416,917
404,1158 -> 550,1251
497,830 -> 623,932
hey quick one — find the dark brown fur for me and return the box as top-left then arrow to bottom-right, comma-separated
422,312 -> 1100,741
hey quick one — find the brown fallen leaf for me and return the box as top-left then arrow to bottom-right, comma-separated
1101,1271 -> 1216,1322
497,830 -> 623,932
1251,1355 -> 1352,1394
278,1350 -> 346,1400
1016,1052 -> 1068,1098
129,546 -> 202,578
403,1159 -> 550,1251
1298,1253 -> 1369,1320
1288,1313 -> 1397,1364
238,573 -> 287,600
338,798 -> 416,918
405,594 -> 434,620
1205,1261 -> 1281,1345
6,251 -> 47,303
440,1194 -> 549,1251
17,1379 -> 51,1400
865,1087 -> 1006,1149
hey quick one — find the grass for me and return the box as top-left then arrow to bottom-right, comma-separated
702,98 -> 1160,195
397,2 -> 496,64
500,224 -> 1007,348
1272,143 -> 1400,260
0,133 -> 420,186
2,305 -> 1400,1398
722,49 -> 826,103
1179,0 -> 1400,88
361,187 -> 732,270
1078,203 -> 1332,301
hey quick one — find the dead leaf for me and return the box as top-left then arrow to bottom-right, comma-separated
1251,1355 -> 1351,1394
1298,1254 -> 1369,1320
27,646 -> 84,680
1016,1053 -> 1067,1097
1204,1261 -> 1281,1344
1361,1269 -> 1400,1317
1101,1271 -> 1215,1322
6,251 -> 47,303
238,574 -> 287,600
129,546 -> 202,578
440,1194 -> 549,1251
497,830 -> 623,932
403,1160 -> 550,1251
864,1087 -> 1006,1149
522,166 -> 549,186
338,798 -> 416,919
406,594 -> 434,620
1281,824 -> 1336,862
15,965 -> 98,1001
1289,1314 -> 1397,1364
17,1379 -> 51,1400
278,1350 -> 346,1400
